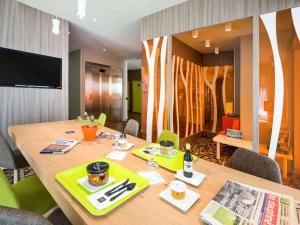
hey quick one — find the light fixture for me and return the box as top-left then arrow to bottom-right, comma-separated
52,18 -> 60,35
225,23 -> 232,32
192,29 -> 198,38
102,48 -> 106,52
215,47 -> 219,54
93,18 -> 97,22
204,40 -> 210,48
77,0 -> 87,20
132,57 -> 136,60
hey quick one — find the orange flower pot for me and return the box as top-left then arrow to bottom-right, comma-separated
81,125 -> 98,141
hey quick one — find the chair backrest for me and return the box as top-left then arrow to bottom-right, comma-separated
0,170 -> 20,209
0,133 -> 17,169
228,148 -> 282,184
123,119 -> 139,137
157,130 -> 179,150
0,206 -> 53,225
97,113 -> 107,126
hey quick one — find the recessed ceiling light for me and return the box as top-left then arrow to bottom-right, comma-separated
204,40 -> 210,48
215,47 -> 219,54
93,18 -> 97,22
68,31 -> 71,35
102,48 -> 106,52
192,29 -> 198,38
225,23 -> 232,32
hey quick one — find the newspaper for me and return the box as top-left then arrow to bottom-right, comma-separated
40,139 -> 79,154
295,201 -> 300,225
200,180 -> 294,225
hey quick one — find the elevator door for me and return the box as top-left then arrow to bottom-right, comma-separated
85,65 -> 122,121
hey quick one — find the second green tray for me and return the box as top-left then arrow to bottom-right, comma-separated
132,144 -> 198,172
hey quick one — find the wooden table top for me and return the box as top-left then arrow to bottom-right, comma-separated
8,120 -> 300,225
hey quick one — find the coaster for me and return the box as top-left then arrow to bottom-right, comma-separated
112,143 -> 135,151
106,151 -> 127,160
175,170 -> 206,187
137,171 -> 165,185
159,187 -> 200,212
77,176 -> 115,193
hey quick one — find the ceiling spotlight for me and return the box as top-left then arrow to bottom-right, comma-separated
77,0 -> 87,20
52,18 -> 60,35
102,48 -> 107,52
225,23 -> 232,32
192,29 -> 198,38
204,40 -> 211,48
215,47 -> 220,54
93,18 -> 97,22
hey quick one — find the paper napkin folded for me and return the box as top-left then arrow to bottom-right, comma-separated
137,171 -> 165,185
106,151 -> 127,160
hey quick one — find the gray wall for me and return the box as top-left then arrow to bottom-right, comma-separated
141,0 -> 300,41
69,50 -> 81,119
0,0 -> 69,144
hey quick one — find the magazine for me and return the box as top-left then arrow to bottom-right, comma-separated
200,180 -> 294,225
40,139 -> 79,154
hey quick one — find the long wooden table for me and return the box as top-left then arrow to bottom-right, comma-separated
8,120 -> 300,225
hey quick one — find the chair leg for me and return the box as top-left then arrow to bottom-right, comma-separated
13,169 -> 18,184
19,168 -> 25,180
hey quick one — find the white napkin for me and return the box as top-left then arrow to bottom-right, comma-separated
137,171 -> 165,185
106,151 -> 127,160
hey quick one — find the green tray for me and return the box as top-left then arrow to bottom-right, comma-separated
55,158 -> 149,216
132,144 -> 198,172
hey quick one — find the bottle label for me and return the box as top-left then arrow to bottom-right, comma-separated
184,161 -> 193,173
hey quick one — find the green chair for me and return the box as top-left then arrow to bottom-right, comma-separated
96,113 -> 106,126
0,170 -> 56,215
157,130 -> 180,150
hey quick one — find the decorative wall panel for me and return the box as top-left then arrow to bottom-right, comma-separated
142,37 -> 168,142
0,0 -> 69,146
260,12 -> 284,160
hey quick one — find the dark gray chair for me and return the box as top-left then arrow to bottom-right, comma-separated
228,148 -> 282,184
0,206 -> 72,225
123,119 -> 139,137
0,133 -> 29,183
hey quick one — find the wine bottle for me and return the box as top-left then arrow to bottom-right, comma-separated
183,143 -> 193,178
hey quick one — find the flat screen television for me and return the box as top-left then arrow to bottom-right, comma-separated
0,47 -> 62,89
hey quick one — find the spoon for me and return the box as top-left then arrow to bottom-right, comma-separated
110,183 -> 136,201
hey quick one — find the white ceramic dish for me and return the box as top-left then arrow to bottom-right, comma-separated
159,187 -> 200,212
77,176 -> 115,193
175,170 -> 206,187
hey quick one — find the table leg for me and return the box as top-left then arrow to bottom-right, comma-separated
282,159 -> 288,179
216,143 -> 220,160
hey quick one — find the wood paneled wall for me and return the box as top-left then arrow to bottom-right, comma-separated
0,0 -> 69,145
141,0 -> 300,41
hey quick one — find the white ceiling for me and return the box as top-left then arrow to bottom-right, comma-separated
17,0 -> 186,60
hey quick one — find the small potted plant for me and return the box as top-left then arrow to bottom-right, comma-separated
78,112 -> 99,141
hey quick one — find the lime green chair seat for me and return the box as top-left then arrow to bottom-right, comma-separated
157,130 -> 180,150
96,113 -> 107,126
0,170 -> 56,215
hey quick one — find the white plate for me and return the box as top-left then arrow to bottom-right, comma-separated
159,187 -> 200,212
175,170 -> 206,187
77,176 -> 115,193
112,142 -> 135,151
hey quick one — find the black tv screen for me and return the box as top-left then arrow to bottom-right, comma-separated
0,47 -> 62,89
